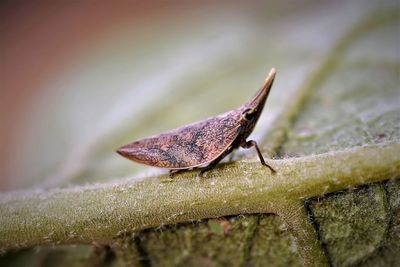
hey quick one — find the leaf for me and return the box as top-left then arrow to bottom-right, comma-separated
1,2 -> 399,267
309,180 -> 400,267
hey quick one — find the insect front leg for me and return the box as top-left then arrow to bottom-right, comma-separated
241,140 -> 276,173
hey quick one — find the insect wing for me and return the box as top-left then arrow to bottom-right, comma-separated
117,111 -> 241,169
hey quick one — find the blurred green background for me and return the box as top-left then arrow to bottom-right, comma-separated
0,0 -> 398,190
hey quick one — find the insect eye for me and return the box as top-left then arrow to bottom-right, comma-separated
242,108 -> 256,121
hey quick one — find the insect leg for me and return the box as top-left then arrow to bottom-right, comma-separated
198,148 -> 233,177
198,162 -> 218,177
169,169 -> 187,178
241,140 -> 276,173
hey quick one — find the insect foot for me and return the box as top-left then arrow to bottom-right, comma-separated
169,169 -> 186,178
240,140 -> 276,174
117,68 -> 277,177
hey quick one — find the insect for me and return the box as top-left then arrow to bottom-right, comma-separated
117,68 -> 277,177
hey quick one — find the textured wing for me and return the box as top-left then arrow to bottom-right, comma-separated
117,110 -> 242,169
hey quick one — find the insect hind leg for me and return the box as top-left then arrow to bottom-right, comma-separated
241,140 -> 276,173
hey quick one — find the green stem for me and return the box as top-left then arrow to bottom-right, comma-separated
112,235 -> 143,267
0,144 -> 398,253
277,201 -> 328,267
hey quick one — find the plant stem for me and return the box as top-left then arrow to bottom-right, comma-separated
0,144 -> 398,253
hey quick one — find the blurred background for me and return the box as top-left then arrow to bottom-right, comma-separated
0,0 -> 398,192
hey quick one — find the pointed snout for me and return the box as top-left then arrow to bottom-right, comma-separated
264,68 -> 276,87
245,67 -> 276,109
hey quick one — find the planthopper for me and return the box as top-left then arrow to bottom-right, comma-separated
117,68 -> 277,177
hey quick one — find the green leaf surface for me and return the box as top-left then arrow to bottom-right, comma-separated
310,184 -> 388,267
1,1 -> 399,267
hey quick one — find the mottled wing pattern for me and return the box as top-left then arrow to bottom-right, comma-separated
118,110 -> 242,169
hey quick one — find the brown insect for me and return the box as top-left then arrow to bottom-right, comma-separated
117,68 -> 277,177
